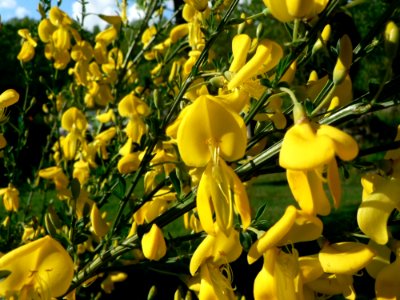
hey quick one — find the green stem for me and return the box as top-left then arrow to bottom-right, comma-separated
292,19 -> 300,43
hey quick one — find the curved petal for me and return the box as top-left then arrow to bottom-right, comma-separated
287,169 -> 331,216
141,224 -> 167,261
278,210 -> 323,245
0,89 -> 19,109
263,0 -> 293,22
357,192 -> 396,245
0,236 -> 74,297
177,96 -> 247,167
279,121 -> 335,170
248,205 -> 297,264
317,124 -> 358,161
229,34 -> 252,73
375,257 -> 400,299
319,242 -> 376,275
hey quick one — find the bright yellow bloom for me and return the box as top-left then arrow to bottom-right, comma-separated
248,205 -> 323,264
197,158 -> 251,235
318,241 -> 375,275
254,247 -> 302,300
61,107 -> 87,160
0,235 -> 74,299
91,203 -> 110,239
38,166 -> 70,197
117,152 -> 141,174
0,89 -> 19,109
0,184 -> 19,212
141,224 -> 167,261
227,35 -> 283,91
195,262 -> 235,300
189,225 -> 242,276
279,117 -> 358,215
177,95 -> 247,167
118,93 -> 150,143
357,161 -> 400,245
263,0 -> 329,22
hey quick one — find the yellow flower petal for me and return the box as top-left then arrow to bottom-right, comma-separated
286,169 -> 331,216
248,205 -> 297,264
91,203 -> 109,238
357,192 -> 396,245
298,254 -> 324,284
0,89 -> 19,109
0,236 -> 74,298
141,224 -> 167,261
317,124 -> 359,161
177,96 -> 247,167
229,34 -> 252,73
279,121 -> 335,170
375,256 -> 400,300
319,242 -> 376,275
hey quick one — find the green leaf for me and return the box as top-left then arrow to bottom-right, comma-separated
239,231 -> 255,252
254,203 -> 268,221
169,170 -> 181,197
114,178 -> 126,199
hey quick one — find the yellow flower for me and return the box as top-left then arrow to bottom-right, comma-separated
61,107 -> 88,160
227,35 -> 283,91
375,251 -> 400,300
357,164 -> 400,245
279,118 -> 358,215
0,184 -> 19,212
189,225 -> 242,276
253,247 -> 302,300
318,241 -> 375,275
0,235 -> 74,299
263,0 -> 329,22
141,224 -> 167,261
91,203 -> 110,239
197,158 -> 251,235
248,205 -> 323,264
0,89 -> 19,109
195,262 -> 236,300
177,95 -> 247,167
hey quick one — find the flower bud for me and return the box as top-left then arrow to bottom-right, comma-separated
384,21 -> 399,60
333,35 -> 353,85
141,224 -> 167,261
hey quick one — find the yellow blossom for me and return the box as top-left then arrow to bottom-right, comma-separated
141,224 -> 167,261
0,236 -> 74,299
0,184 -> 19,212
263,0 -> 329,22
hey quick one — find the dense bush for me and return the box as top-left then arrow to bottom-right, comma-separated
0,0 -> 400,299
